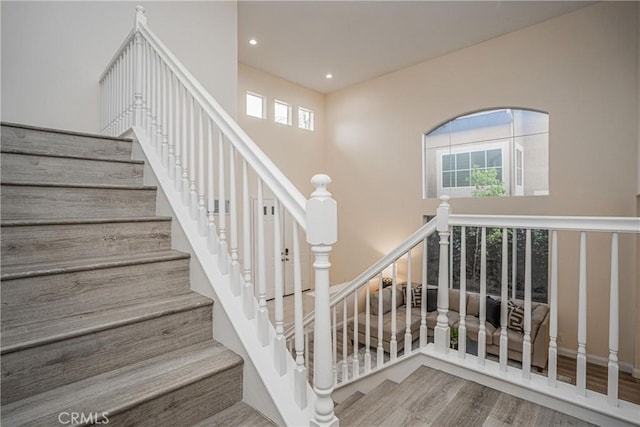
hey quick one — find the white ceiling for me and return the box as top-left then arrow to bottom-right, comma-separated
238,1 -> 593,94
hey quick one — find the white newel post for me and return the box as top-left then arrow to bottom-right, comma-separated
133,6 -> 146,127
307,174 -> 338,427
434,195 -> 451,353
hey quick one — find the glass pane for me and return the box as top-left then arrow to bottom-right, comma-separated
246,93 -> 264,118
443,171 -> 453,188
442,154 -> 454,171
487,149 -> 502,167
456,152 -> 470,169
470,151 -> 485,168
274,101 -> 290,125
492,167 -> 503,182
456,170 -> 470,187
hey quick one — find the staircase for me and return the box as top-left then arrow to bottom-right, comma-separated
0,123 -> 273,426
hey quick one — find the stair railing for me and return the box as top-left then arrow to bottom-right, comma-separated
99,7 -> 337,426
294,195 -> 640,425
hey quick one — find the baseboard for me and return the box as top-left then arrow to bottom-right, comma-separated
557,347 -> 634,374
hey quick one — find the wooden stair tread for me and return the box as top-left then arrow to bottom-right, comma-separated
1,181 -> 156,191
1,292 -> 212,353
334,391 -> 365,417
0,148 -> 144,164
191,402 -> 275,427
1,121 -> 133,142
1,215 -> 172,227
1,341 -> 241,426
1,249 -> 190,280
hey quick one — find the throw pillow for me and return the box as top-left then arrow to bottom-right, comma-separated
381,277 -> 393,288
507,299 -> 525,332
402,283 -> 422,308
485,296 -> 501,328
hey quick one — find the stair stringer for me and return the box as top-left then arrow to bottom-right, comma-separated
128,126 -> 316,426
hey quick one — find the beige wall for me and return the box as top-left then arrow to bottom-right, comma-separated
326,3 -> 639,365
237,63 -> 326,194
1,1 -> 238,133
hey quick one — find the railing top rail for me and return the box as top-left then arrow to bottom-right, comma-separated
101,14 -> 308,229
449,214 -> 640,234
285,218 -> 438,338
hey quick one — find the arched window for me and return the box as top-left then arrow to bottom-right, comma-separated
422,108 -> 549,199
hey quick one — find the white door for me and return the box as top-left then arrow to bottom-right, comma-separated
253,198 -> 311,300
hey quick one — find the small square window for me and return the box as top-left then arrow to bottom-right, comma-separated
246,92 -> 265,119
298,107 -> 314,131
274,100 -> 292,126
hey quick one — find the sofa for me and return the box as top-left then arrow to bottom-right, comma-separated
354,283 -> 550,370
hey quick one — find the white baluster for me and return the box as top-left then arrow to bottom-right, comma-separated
305,328 -> 311,383
161,63 -> 169,167
307,174 -> 338,427
293,223 -> 306,407
217,130 -> 228,273
207,118 -> 218,253
420,238 -> 428,346
167,70 -> 175,179
607,232 -> 619,406
404,250 -> 412,356
273,199 -> 286,374
133,6 -> 146,127
341,299 -> 348,382
512,228 -> 517,299
154,53 -> 162,154
127,42 -> 133,129
174,82 -> 182,190
548,230 -> 559,387
499,228 -> 509,372
576,231 -> 587,396
228,145 -> 240,291
145,40 -> 153,138
241,160 -> 253,317
377,272 -> 384,368
364,281 -> 371,373
390,262 -> 398,361
197,107 -> 207,235
332,306 -> 338,386
434,195 -> 451,353
123,44 -> 130,130
478,227 -> 487,366
522,229 -> 532,380
256,179 -> 269,345
114,56 -> 120,135
181,89 -> 189,200
352,289 -> 359,378
188,98 -> 198,217
458,226 -> 467,360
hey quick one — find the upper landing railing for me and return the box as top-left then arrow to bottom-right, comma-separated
100,7 -> 337,426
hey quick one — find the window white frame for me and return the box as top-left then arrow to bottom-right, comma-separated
274,99 -> 292,126
298,107 -> 314,131
246,91 -> 265,119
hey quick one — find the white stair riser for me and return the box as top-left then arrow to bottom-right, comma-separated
1,185 -> 157,220
1,152 -> 143,186
1,126 -> 132,161
1,259 -> 190,328
1,305 -> 213,405
1,221 -> 172,266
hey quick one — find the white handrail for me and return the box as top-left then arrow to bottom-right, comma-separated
135,22 -> 308,229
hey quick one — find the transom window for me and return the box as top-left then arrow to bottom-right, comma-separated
246,92 -> 265,119
422,108 -> 549,198
298,107 -> 314,131
274,100 -> 292,125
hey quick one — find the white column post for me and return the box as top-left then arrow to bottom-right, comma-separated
548,230 -> 559,387
499,228 -> 509,372
458,226 -> 467,359
241,160 -> 253,318
420,238 -> 428,347
522,229 -> 532,380
307,174 -> 338,427
434,195 -> 451,353
478,227 -> 487,366
576,231 -> 588,395
293,223 -> 307,407
217,130 -> 228,274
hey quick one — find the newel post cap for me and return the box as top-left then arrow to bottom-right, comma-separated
436,195 -> 451,232
306,174 -> 337,246
135,5 -> 147,27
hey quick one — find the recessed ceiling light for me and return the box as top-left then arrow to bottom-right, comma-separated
249,39 -> 258,46
325,73 -> 333,79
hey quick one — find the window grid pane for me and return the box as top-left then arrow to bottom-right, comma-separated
298,107 -> 314,131
246,92 -> 264,119
274,100 -> 291,125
